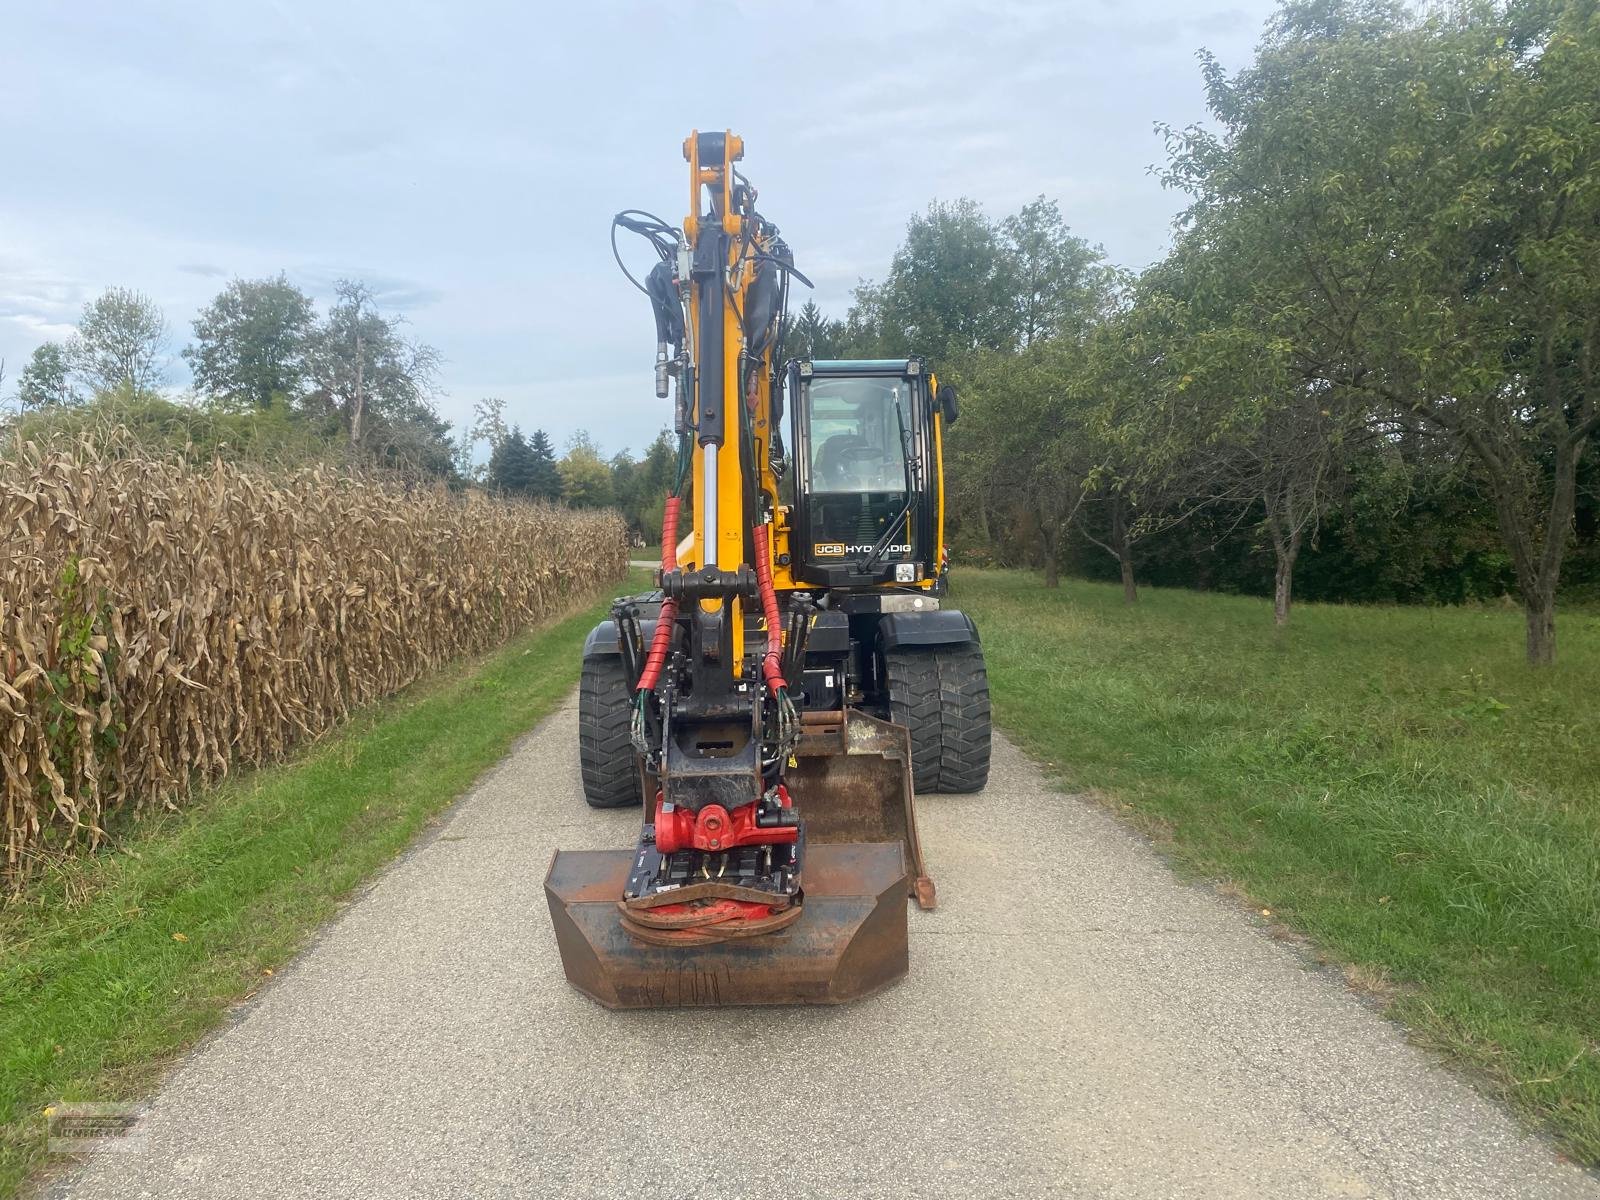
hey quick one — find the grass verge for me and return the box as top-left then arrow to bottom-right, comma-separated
957,570 -> 1600,1164
0,577 -> 637,1197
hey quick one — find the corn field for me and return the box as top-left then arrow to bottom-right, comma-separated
0,438 -> 627,884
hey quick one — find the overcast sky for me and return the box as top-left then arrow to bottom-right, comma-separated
1,0 -> 1278,456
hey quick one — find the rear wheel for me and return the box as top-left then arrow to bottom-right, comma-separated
578,654 -> 640,809
883,642 -> 991,793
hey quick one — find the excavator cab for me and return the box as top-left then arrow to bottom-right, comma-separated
786,359 -> 947,591
547,131 -> 991,1008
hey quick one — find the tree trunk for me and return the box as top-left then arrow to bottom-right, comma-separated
1268,518 -> 1301,628
1524,591 -> 1556,667
1468,422 -> 1580,667
1110,495 -> 1137,604
1040,522 -> 1060,589
1273,553 -> 1295,627
349,326 -> 366,450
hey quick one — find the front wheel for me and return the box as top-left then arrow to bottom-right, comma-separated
883,642 -> 991,794
577,654 -> 640,809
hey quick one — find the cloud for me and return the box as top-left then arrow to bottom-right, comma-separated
0,0 -> 1278,451
0,312 -> 77,345
0,266 -> 90,351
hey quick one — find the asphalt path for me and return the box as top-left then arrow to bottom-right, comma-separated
51,696 -> 1599,1199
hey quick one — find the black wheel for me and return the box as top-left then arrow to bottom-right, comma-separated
932,643 -> 991,793
884,642 -> 992,794
578,654 -> 640,809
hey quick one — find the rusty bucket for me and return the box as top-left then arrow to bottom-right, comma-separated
546,707 -> 933,1008
785,708 -> 935,910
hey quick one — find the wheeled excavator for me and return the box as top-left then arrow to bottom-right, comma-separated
544,131 -> 991,1007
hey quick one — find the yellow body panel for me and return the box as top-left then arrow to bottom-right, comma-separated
680,129 -> 944,620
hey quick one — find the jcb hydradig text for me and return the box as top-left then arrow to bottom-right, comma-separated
545,131 -> 991,1008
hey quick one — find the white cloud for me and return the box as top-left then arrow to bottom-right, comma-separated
0,0 -> 1274,444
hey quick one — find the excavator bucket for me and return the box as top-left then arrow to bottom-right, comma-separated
785,708 -> 936,910
545,708 -> 933,1008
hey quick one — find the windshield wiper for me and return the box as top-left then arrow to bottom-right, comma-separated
862,395 -> 918,574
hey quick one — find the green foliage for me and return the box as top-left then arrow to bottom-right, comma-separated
486,425 -> 564,501
611,430 -> 678,539
931,0 -> 1600,656
66,288 -> 168,396
15,342 -> 75,412
184,275 -> 315,410
7,277 -> 457,482
1001,196 -> 1119,345
302,280 -> 443,452
848,197 -> 1113,366
783,300 -> 847,361
1151,0 -> 1600,656
524,429 -> 563,501
15,343 -> 75,411
557,431 -> 615,509
9,389 -> 338,467
852,199 -> 1013,361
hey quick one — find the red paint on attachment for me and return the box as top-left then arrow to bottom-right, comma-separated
653,793 -> 798,855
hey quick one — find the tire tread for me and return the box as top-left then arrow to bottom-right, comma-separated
578,655 -> 639,808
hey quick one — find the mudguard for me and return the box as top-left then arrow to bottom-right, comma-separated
876,608 -> 980,651
582,614 -> 661,661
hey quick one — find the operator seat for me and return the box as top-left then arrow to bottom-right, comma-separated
817,433 -> 870,488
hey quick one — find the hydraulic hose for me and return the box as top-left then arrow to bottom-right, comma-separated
752,523 -> 785,690
636,497 -> 681,693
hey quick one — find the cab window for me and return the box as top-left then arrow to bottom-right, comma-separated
802,377 -> 909,495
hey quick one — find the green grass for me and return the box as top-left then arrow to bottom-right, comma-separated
957,570 -> 1600,1163
0,577 -> 638,1197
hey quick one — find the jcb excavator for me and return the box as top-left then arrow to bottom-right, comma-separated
545,131 -> 990,1007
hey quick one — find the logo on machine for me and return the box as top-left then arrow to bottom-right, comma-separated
813,543 -> 912,557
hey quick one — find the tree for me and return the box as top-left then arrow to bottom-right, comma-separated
858,199 -> 1019,364
609,429 -> 677,537
939,213 -> 1135,583
959,344 -> 1087,586
67,287 -> 168,395
558,431 -> 614,509
488,426 -> 536,495
16,343 -> 77,410
1000,197 -> 1117,346
304,280 -> 440,453
372,396 -> 457,479
1161,0 -> 1600,660
470,397 -> 509,455
526,429 -> 563,501
452,396 -> 511,483
785,300 -> 847,360
185,275 -> 315,410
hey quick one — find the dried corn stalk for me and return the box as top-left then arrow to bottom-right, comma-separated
1,436 -> 627,885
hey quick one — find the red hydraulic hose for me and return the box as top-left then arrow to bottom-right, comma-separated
636,497 -> 681,693
752,523 -> 786,691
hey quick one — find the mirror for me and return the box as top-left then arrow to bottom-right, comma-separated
937,383 -> 959,425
